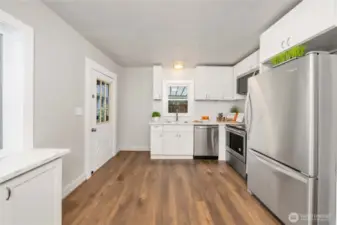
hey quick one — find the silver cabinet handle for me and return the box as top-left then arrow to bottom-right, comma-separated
281,40 -> 285,49
6,187 -> 11,201
91,128 -> 97,132
287,37 -> 291,46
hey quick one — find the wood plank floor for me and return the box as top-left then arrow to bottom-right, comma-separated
63,152 -> 280,225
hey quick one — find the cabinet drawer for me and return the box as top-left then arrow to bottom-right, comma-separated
151,125 -> 163,132
163,125 -> 193,132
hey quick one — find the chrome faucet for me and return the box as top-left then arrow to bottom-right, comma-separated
175,108 -> 179,122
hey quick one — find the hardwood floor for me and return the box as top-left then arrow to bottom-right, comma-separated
63,152 -> 280,225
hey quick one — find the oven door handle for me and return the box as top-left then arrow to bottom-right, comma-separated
226,127 -> 246,136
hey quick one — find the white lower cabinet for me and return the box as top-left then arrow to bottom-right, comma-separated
151,125 -> 193,158
0,159 -> 62,225
150,125 -> 163,155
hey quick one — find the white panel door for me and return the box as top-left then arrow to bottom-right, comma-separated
1,161 -> 62,225
90,69 -> 114,173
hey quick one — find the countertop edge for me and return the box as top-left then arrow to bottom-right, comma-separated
149,122 -> 242,126
0,149 -> 70,184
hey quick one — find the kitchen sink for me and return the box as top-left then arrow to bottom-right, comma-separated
164,120 -> 189,124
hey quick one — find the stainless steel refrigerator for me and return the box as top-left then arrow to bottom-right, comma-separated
246,52 -> 336,225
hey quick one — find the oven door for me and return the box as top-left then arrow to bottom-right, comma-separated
226,127 -> 246,162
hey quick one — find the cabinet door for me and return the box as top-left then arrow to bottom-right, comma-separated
222,67 -> 234,100
260,16 -> 288,63
0,160 -> 62,225
163,131 -> 178,155
177,131 -> 194,156
194,67 -> 209,100
287,0 -> 335,50
195,66 -> 234,100
151,127 -> 163,155
260,0 -> 336,63
153,66 -> 163,100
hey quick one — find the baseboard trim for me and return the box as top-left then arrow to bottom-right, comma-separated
118,146 -> 150,151
151,155 -> 193,160
63,173 -> 86,198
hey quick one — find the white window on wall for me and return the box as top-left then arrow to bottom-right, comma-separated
163,80 -> 194,116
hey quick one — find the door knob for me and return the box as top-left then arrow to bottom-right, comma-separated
91,128 -> 97,132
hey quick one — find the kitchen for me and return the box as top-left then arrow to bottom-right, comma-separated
0,0 -> 336,225
145,0 -> 337,224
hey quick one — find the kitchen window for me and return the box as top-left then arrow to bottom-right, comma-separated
163,81 -> 194,116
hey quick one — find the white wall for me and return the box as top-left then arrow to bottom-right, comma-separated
118,68 -> 152,151
0,1 -> 123,191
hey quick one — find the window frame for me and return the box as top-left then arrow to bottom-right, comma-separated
162,80 -> 194,117
96,79 -> 110,124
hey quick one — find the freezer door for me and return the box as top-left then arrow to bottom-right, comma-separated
247,149 -> 316,225
246,54 -> 318,176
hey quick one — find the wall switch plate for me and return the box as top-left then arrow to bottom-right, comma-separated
74,107 -> 83,116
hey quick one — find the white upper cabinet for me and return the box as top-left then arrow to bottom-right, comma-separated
260,0 -> 336,63
153,65 -> 163,100
195,66 -> 234,100
233,50 -> 259,100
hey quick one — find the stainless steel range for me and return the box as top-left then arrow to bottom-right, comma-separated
225,124 -> 246,178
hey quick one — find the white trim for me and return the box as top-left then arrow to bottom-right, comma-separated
162,80 -> 194,117
0,9 -> 34,150
118,146 -> 150,151
151,155 -> 193,160
62,173 -> 86,198
84,58 -> 118,180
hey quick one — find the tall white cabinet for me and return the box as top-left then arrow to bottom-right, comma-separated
195,66 -> 234,100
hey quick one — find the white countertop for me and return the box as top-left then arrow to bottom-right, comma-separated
0,149 -> 70,184
149,121 -> 243,126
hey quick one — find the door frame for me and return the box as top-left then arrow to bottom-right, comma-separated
84,58 -> 117,179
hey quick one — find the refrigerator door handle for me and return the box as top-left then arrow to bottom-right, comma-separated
245,92 -> 252,136
244,92 -> 250,132
250,150 -> 308,183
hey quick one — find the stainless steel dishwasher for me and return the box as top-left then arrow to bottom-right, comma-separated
194,125 -> 219,159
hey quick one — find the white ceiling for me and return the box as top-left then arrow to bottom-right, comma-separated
44,0 -> 301,67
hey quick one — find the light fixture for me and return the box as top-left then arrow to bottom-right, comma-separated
173,62 -> 184,70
